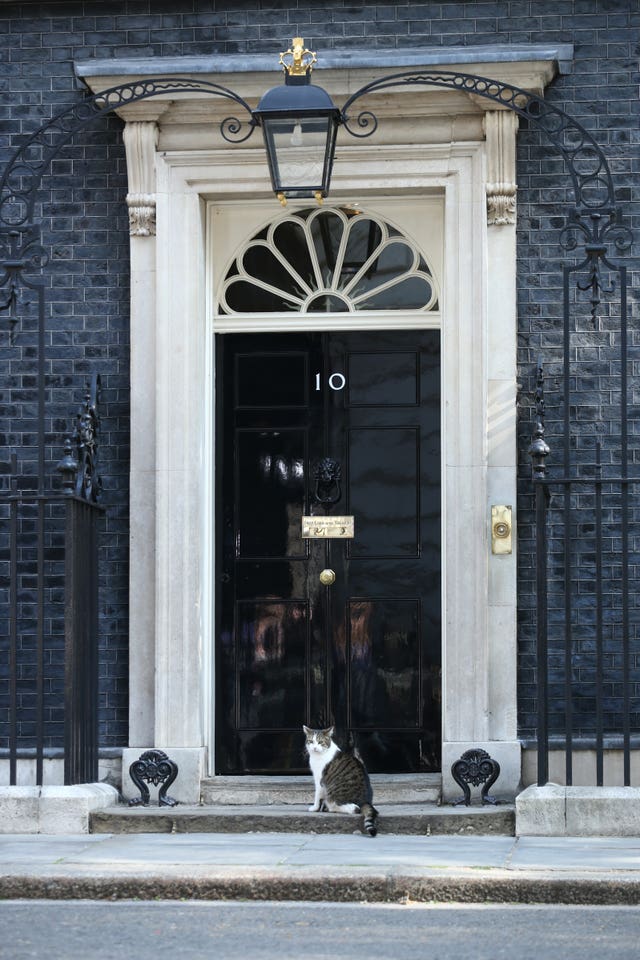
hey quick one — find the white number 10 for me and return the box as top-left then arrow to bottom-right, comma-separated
315,372 -> 346,391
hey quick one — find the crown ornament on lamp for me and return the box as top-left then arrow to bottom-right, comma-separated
252,38 -> 341,206
279,37 -> 318,76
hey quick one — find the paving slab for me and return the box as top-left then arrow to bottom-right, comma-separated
0,836 -> 104,862
508,836 -> 640,872
2,832 -> 640,904
58,833 -> 303,867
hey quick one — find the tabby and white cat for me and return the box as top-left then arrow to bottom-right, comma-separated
303,725 -> 378,837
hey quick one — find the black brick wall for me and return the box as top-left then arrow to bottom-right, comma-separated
0,0 -> 638,748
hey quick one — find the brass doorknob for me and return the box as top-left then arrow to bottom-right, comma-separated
319,568 -> 336,586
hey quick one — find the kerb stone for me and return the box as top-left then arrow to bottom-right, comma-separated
0,787 -> 40,834
517,785 -> 640,837
0,784 -> 119,834
516,783 -> 566,836
39,784 -> 120,834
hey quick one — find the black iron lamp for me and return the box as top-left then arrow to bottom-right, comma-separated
252,38 -> 341,206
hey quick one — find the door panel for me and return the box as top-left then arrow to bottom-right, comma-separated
236,599 -> 309,728
348,598 -> 421,728
347,351 -> 419,406
236,429 -> 306,558
216,330 -> 440,774
235,351 -> 309,408
348,427 -> 419,557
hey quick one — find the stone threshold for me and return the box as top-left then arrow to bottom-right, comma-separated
90,802 -> 515,836
200,773 -> 442,806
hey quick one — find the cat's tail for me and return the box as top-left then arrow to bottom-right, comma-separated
361,803 -> 378,837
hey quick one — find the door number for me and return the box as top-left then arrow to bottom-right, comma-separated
315,372 -> 346,391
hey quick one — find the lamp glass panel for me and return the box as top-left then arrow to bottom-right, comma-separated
263,116 -> 331,194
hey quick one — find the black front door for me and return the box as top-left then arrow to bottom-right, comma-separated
215,330 -> 440,774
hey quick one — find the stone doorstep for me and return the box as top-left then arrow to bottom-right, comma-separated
90,802 -> 515,836
200,773 -> 443,806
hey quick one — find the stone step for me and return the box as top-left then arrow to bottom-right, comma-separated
200,774 -> 442,806
90,803 -> 514,836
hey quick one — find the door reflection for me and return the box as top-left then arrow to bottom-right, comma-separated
348,599 -> 420,729
239,599 -> 307,729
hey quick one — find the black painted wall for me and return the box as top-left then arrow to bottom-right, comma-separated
0,1 -> 638,748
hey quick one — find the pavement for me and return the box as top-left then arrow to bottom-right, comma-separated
2,831 -> 640,904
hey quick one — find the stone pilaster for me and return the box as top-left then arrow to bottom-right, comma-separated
123,119 -> 160,747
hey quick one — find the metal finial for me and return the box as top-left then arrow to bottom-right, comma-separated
56,438 -> 78,495
528,358 -> 550,481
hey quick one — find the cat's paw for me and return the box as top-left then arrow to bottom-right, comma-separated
308,803 -> 321,812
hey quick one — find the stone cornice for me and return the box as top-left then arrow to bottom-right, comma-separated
75,44 -> 569,127
74,43 -> 573,80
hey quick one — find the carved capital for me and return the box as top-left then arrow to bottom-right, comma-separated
486,185 -> 517,226
127,193 -> 157,237
483,111 -> 519,226
123,121 -> 159,237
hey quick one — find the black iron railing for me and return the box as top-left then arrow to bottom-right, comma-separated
63,495 -> 101,785
530,355 -> 638,787
0,379 -> 102,785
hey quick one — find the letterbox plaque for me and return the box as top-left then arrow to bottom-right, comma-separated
301,516 -> 355,539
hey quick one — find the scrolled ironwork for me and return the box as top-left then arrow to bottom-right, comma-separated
340,69 -> 617,212
0,77 -> 255,231
341,109 -> 378,139
128,749 -> 179,808
221,114 -> 258,144
0,77 -> 255,341
559,209 -> 633,319
451,748 -> 501,806
0,226 -> 48,342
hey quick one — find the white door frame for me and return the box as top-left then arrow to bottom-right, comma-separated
120,135 -> 521,801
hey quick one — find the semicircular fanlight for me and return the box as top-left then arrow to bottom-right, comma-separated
218,207 -> 439,315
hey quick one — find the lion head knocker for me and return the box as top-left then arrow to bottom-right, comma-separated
313,457 -> 342,505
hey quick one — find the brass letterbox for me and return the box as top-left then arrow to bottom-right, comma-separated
301,516 -> 355,539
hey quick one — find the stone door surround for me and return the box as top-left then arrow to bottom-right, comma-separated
75,45 -> 568,802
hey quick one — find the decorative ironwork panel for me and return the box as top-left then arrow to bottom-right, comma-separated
451,749 -> 501,807
128,749 -> 179,807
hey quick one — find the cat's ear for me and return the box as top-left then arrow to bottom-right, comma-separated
326,726 -> 335,739
302,725 -> 312,736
